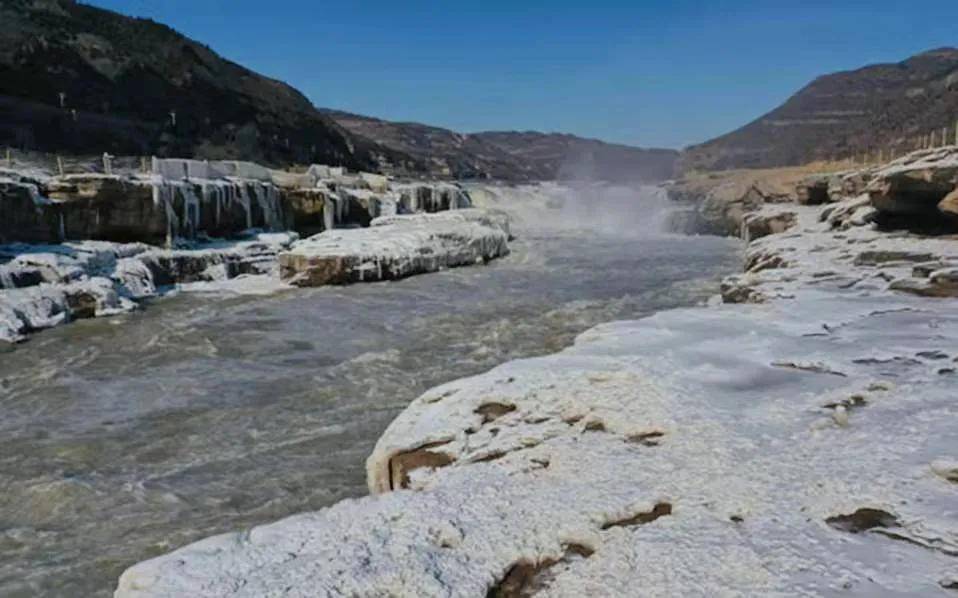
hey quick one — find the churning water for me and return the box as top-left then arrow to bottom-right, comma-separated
0,185 -> 741,596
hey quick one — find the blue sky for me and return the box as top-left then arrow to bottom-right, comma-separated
89,0 -> 958,149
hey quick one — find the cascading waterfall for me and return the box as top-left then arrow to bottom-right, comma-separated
235,183 -> 253,229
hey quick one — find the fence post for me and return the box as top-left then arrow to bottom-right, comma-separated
4,147 -> 10,167
57,155 -> 64,176
102,152 -> 113,176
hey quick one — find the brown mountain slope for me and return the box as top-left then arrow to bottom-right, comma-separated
0,0 -> 414,170
682,48 -> 958,172
324,110 -> 678,182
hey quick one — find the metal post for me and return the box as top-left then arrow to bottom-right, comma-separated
102,152 -> 112,176
57,155 -> 64,176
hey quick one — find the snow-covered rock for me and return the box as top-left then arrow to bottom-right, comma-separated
0,233 -> 298,343
279,210 -> 510,287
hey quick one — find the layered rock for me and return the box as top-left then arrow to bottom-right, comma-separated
278,209 -> 509,287
664,166 -> 816,235
0,158 -> 476,245
667,148 -> 958,238
866,146 -> 958,231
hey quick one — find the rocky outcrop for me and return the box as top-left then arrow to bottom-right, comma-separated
866,147 -> 958,231
0,158 -> 479,245
278,210 -> 509,287
664,166 -> 814,235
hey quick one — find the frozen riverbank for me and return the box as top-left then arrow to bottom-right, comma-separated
117,159 -> 958,596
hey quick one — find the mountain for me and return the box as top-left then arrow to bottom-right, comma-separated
0,0 -> 412,170
682,48 -> 958,172
471,130 -> 678,183
324,110 -> 678,182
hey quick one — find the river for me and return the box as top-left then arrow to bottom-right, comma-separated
0,185 -> 741,596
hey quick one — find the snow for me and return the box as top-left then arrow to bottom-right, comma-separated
115,189 -> 958,597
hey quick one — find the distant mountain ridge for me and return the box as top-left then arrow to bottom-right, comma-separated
323,109 -> 679,182
682,48 -> 958,171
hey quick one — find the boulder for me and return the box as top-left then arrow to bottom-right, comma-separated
742,210 -> 797,240
796,174 -> 831,204
938,186 -> 958,218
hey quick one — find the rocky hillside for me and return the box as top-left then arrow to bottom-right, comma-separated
683,48 -> 958,171
0,0 -> 413,170
325,110 -> 678,182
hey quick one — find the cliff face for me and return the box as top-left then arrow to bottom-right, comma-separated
0,0 -> 410,170
682,48 -> 958,172
325,110 -> 679,183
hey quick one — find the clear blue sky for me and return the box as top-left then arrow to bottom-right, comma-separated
89,0 -> 958,149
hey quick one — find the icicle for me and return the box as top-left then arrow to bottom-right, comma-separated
152,180 -> 179,247
236,184 -> 253,229
180,184 -> 201,239
323,195 -> 335,230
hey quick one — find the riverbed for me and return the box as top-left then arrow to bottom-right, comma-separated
0,192 -> 741,596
